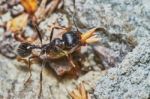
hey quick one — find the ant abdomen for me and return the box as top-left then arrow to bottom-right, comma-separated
62,31 -> 81,49
17,42 -> 32,57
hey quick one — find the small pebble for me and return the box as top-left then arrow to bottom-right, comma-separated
8,0 -> 20,7
0,27 -> 5,33
1,12 -> 12,23
24,26 -> 35,37
0,27 -> 4,40
11,4 -> 24,16
0,18 -> 4,26
0,0 -> 6,4
0,4 -> 8,13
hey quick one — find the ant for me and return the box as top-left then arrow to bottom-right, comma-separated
16,0 -> 106,98
17,21 -> 105,97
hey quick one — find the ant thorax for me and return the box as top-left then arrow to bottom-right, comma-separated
32,47 -> 41,55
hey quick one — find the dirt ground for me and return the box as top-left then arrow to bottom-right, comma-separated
0,0 -> 149,99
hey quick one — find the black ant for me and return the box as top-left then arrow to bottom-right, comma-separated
17,21 -> 105,96
16,0 -> 106,98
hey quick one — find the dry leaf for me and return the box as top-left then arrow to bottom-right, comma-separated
69,83 -> 91,99
35,0 -> 62,22
21,0 -> 62,22
34,0 -> 47,22
81,28 -> 105,44
21,0 -> 38,14
45,0 -> 61,15
7,13 -> 28,32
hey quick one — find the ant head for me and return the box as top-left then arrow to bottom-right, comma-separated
17,42 -> 32,57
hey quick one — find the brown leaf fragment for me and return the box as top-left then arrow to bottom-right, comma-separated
69,83 -> 91,99
6,13 -> 28,33
34,0 -> 47,22
35,0 -> 62,22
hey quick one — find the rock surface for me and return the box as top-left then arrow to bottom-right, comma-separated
93,0 -> 150,99
0,0 -> 150,99
94,38 -> 150,99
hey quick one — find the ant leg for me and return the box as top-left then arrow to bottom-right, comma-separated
49,23 -> 70,42
61,50 -> 76,67
49,26 -> 64,42
14,34 -> 25,42
49,27 -> 54,42
24,56 -> 37,85
55,46 -> 76,67
16,56 -> 28,64
38,60 -> 46,98
32,21 -> 43,45
68,54 -> 76,68
49,25 -> 65,42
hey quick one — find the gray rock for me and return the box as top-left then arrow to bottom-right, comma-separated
0,3 -> 8,13
0,27 -> 5,40
11,4 -> 24,16
0,0 -> 150,99
1,12 -> 12,23
94,38 -> 150,99
68,0 -> 150,43
0,0 -> 6,4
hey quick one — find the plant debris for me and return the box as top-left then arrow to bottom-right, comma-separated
69,82 -> 91,99
7,13 -> 28,33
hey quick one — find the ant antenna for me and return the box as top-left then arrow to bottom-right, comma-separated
49,27 -> 54,42
72,0 -> 80,32
32,22 -> 43,46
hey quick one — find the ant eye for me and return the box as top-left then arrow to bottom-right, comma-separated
17,42 -> 32,57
